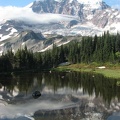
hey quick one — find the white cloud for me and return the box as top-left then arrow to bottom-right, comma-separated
0,6 -> 78,24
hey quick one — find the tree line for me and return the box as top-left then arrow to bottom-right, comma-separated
0,31 -> 120,72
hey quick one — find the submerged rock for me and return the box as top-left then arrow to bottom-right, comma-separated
32,91 -> 41,99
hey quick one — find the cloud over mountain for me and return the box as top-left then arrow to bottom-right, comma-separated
0,6 -> 77,24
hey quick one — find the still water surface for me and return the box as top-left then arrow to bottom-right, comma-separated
0,71 -> 120,120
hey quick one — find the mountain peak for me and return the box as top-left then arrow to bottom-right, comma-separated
33,0 -> 108,10
70,0 -> 102,4
35,0 -> 102,3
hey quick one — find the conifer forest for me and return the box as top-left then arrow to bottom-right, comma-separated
0,32 -> 120,72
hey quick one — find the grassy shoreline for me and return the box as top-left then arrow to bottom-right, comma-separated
53,63 -> 120,79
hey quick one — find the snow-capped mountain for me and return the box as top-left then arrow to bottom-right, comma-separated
0,0 -> 120,53
31,0 -> 109,16
30,0 -> 119,31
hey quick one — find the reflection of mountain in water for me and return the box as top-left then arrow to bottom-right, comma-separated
0,72 -> 120,119
0,72 -> 120,103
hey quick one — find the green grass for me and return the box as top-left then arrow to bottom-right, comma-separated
95,69 -> 120,79
54,63 -> 120,79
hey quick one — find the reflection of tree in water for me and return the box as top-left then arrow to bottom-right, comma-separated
42,72 -> 120,103
17,74 -> 34,95
0,74 -> 16,93
0,73 -> 37,96
14,73 -> 43,95
0,72 -> 120,103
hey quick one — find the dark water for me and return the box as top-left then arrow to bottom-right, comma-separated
0,71 -> 120,120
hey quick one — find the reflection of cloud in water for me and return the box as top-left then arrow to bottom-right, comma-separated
0,85 -> 96,119
0,94 -> 79,119
0,89 -> 120,120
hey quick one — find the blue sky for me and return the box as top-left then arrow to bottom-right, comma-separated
0,0 -> 119,9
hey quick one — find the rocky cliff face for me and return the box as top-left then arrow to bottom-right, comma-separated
31,0 -> 109,15
0,30 -> 45,54
31,0 -> 119,29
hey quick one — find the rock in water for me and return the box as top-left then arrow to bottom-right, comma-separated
32,91 -> 41,99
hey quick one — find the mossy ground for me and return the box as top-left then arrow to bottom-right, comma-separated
53,63 -> 120,79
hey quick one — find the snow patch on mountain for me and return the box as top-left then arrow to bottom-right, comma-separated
70,0 -> 102,4
116,14 -> 120,18
0,27 -> 17,41
104,23 -> 120,33
70,0 -> 102,9
70,22 -> 103,36
0,43 -> 4,47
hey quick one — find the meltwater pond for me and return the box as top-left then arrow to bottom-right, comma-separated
0,71 -> 120,120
